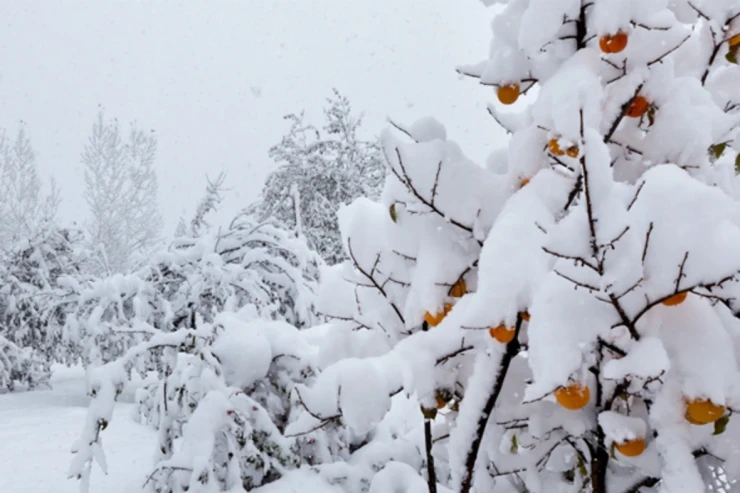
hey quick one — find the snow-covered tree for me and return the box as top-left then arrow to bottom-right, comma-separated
292,2 -> 740,493
69,212 -> 325,492
83,109 -> 163,274
252,89 -> 386,265
0,226 -> 89,390
0,124 -> 60,248
176,171 -> 228,239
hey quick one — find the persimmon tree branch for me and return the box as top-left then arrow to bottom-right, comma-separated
347,238 -> 405,326
388,147 -> 482,245
604,84 -> 644,143
459,314 -> 524,493
424,420 -> 438,493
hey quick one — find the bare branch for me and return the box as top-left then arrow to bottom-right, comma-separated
542,247 -> 599,272
627,181 -> 645,211
675,251 -> 690,293
347,238 -> 405,325
554,269 -> 600,292
641,222 -> 653,264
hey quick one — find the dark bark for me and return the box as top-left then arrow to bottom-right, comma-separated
424,420 -> 438,493
590,427 -> 609,493
459,317 -> 523,493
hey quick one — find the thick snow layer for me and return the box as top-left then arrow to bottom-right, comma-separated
603,337 -> 670,381
368,461 -> 429,493
408,117 -> 448,143
523,272 -> 615,401
598,410 -> 647,444
211,314 -> 273,389
464,168 -> 573,329
0,368 -> 155,493
252,469 -> 346,493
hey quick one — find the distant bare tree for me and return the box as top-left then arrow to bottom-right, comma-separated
0,124 -> 59,248
83,109 -> 163,274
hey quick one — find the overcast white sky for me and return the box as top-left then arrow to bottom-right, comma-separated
0,0 -> 507,236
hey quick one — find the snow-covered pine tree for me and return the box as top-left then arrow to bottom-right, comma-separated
295,1 -> 740,493
69,212 -> 326,492
253,89 -> 386,265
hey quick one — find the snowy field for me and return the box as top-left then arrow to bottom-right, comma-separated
0,367 -> 155,493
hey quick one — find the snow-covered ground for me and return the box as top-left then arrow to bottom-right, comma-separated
0,366 -> 155,493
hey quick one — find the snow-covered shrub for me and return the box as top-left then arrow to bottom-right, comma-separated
295,2 -> 740,493
251,89 -> 386,265
64,212 -> 322,368
69,214 -> 325,492
0,335 -> 48,392
0,227 -> 90,390
129,314 -> 316,493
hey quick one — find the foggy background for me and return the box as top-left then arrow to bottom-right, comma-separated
0,0 -> 505,236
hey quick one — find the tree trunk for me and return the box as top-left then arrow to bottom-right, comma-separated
590,428 -> 609,493
424,420 -> 438,493
459,319 -> 522,493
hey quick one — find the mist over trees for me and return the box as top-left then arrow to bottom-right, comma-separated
0,125 -> 59,249
82,109 -> 163,274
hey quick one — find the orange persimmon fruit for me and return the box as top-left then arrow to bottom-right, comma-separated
600,32 -> 629,54
497,83 -> 520,105
554,383 -> 590,410
626,95 -> 650,118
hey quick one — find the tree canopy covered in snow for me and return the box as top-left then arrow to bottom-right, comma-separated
32,1 -> 740,493
252,89 -> 387,265
83,109 -> 164,275
67,211 -> 324,492
0,226 -> 89,391
0,125 -> 60,249
291,2 -> 740,493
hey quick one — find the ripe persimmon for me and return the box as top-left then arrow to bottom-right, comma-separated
565,145 -> 580,158
548,138 -> 565,156
554,383 -> 590,410
489,324 -> 516,344
662,291 -> 688,307
615,437 -> 646,457
520,311 -> 530,322
425,303 -> 452,327
686,399 -> 725,425
449,279 -> 467,298
626,95 -> 650,118
730,34 -> 740,48
599,32 -> 629,54
520,177 -> 530,187
497,84 -> 520,105
685,414 -> 703,425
